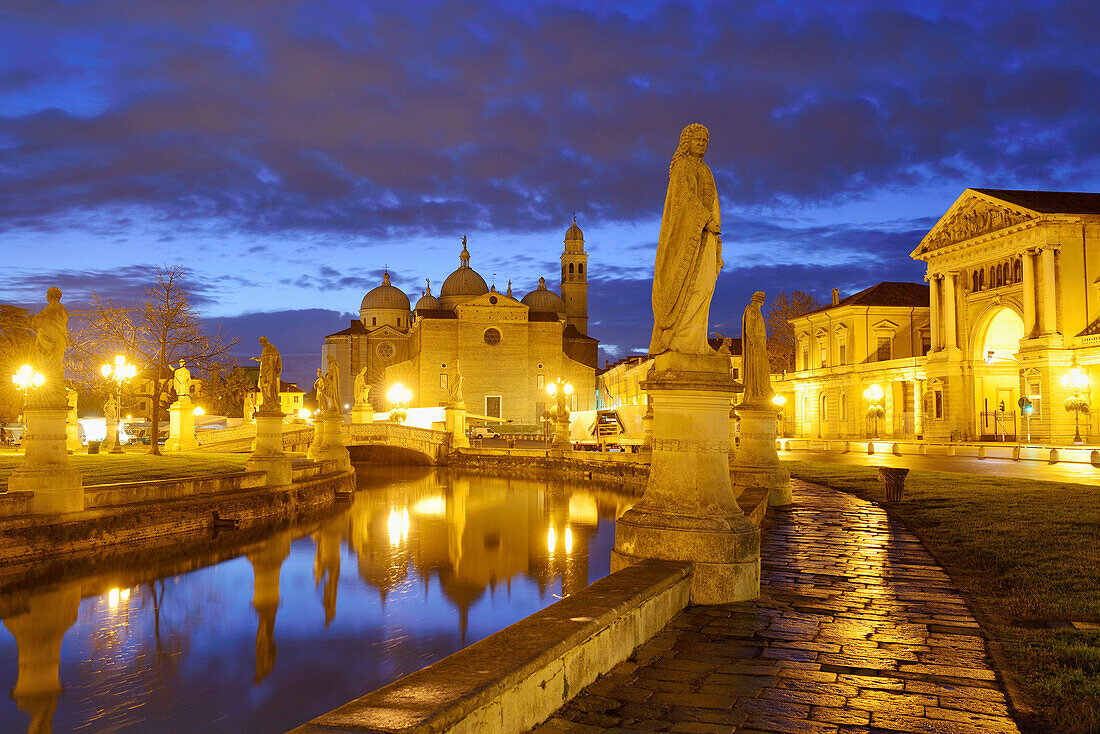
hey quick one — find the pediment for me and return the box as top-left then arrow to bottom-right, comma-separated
367,325 -> 406,339
872,319 -> 900,332
912,189 -> 1037,258
455,290 -> 529,322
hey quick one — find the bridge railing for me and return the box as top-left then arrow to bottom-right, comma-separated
347,422 -> 449,445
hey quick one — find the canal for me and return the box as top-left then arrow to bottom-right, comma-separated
0,466 -> 637,733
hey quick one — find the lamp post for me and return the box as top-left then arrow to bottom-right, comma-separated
386,383 -> 412,425
11,365 -> 45,444
1061,358 -> 1089,446
545,377 -> 573,453
101,355 -> 137,453
863,384 -> 885,439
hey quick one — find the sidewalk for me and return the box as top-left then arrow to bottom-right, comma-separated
532,480 -> 1020,734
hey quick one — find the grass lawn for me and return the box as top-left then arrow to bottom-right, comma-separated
0,450 -> 250,491
784,460 -> 1100,734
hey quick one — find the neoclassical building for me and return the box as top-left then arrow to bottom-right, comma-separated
322,222 -> 598,424
776,188 -> 1100,444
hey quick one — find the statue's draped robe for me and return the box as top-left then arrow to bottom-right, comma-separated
259,345 -> 282,410
325,360 -> 341,412
650,156 -> 721,355
32,301 -> 68,403
742,302 -> 772,406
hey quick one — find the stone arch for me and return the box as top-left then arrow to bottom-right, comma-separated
972,303 -> 1025,362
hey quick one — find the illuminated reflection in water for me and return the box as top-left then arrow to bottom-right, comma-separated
0,467 -> 636,733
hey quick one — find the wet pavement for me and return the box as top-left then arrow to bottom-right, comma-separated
533,480 -> 1020,734
782,447 -> 1100,484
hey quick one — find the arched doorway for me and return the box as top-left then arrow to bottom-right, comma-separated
976,307 -> 1025,440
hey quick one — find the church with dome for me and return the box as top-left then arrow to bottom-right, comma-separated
321,220 -> 599,423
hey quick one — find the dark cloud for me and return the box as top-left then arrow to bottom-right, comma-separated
0,0 -> 1096,241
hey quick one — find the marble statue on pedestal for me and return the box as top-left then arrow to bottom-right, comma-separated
325,355 -> 342,413
314,369 -> 330,413
30,287 -> 68,406
256,336 -> 282,413
353,366 -> 369,407
173,360 -> 191,402
649,123 -> 723,356
104,395 -> 119,426
741,291 -> 773,407
448,360 -> 464,405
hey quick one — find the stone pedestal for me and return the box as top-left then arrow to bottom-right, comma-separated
104,418 -> 124,454
730,405 -> 792,507
247,411 -> 291,487
640,403 -> 654,452
550,414 -> 571,457
8,407 -> 83,513
612,352 -> 759,604
446,402 -> 469,449
307,412 -> 350,471
65,403 -> 82,454
166,396 -> 196,452
3,583 -> 80,733
352,403 -> 374,425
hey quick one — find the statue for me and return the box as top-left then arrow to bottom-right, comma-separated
255,336 -> 282,412
649,123 -> 722,356
353,366 -> 370,407
66,388 -> 78,417
324,355 -> 342,413
173,360 -> 191,400
448,360 -> 464,405
104,395 -> 119,425
313,369 -> 330,413
741,291 -> 773,407
30,287 -> 68,403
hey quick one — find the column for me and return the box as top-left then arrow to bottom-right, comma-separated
943,272 -> 958,350
1022,249 -> 1036,338
928,274 -> 941,352
913,380 -> 924,436
1040,246 -> 1059,335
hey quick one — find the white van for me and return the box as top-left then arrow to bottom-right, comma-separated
469,426 -> 500,439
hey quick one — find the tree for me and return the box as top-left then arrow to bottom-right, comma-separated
763,291 -> 822,373
77,266 -> 238,455
203,361 -> 249,418
0,305 -> 34,426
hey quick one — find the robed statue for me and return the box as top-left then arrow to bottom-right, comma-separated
649,123 -> 723,355
448,360 -> 464,405
324,355 -> 342,413
173,360 -> 191,401
741,291 -> 773,407
352,366 -> 370,407
313,369 -> 330,413
30,287 -> 69,404
104,395 -> 119,425
255,336 -> 282,412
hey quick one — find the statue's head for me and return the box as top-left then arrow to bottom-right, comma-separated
259,336 -> 269,346
316,368 -> 323,376
669,123 -> 710,177
751,290 -> 766,305
179,359 -> 186,367
46,286 -> 62,303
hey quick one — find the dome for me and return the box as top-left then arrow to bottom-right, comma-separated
360,272 -> 410,312
414,279 -> 443,311
522,277 -> 566,315
565,218 -> 583,242
440,237 -> 489,299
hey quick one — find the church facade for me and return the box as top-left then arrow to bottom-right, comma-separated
775,189 -> 1100,444
322,222 -> 598,424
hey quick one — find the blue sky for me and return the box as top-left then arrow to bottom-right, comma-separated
3,0 -> 1098,385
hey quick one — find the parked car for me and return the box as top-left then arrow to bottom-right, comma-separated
469,426 -> 500,439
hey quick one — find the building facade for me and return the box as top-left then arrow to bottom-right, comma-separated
777,188 -> 1100,444
322,223 -> 598,424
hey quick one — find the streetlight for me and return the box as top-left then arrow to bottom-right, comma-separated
101,354 -> 137,453
772,393 -> 787,438
1061,358 -> 1089,446
11,364 -> 45,442
546,378 -> 573,451
386,383 -> 412,424
863,384 -> 885,438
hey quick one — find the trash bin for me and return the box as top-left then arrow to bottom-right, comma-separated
877,466 -> 909,502
87,440 -> 101,455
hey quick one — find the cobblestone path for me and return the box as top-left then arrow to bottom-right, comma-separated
534,480 -> 1020,734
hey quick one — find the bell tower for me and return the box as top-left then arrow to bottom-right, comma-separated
560,216 -> 589,335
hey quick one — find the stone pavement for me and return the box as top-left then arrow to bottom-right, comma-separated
532,480 -> 1020,734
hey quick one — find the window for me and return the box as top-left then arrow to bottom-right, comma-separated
819,342 -> 827,367
934,390 -> 943,419
536,374 -> 544,389
1028,380 -> 1042,418
569,263 -> 575,275
838,344 -> 846,365
440,373 -> 448,390
483,328 -> 501,345
820,394 -> 827,422
371,317 -> 377,326
801,345 -> 809,370
578,264 -> 583,275
485,396 -> 501,419
841,393 -> 848,420
876,336 -> 892,361
921,334 -> 932,355
731,368 -> 739,379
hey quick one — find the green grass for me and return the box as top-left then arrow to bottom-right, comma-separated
0,451 -> 250,490
784,460 -> 1100,734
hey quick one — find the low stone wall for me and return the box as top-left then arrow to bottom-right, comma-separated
292,558 -> 692,734
84,470 -> 269,509
0,468 -> 354,571
451,449 -> 650,486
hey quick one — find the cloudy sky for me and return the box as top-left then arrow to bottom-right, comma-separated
3,0 -> 1098,385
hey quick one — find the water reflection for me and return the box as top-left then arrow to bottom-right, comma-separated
0,467 -> 636,734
